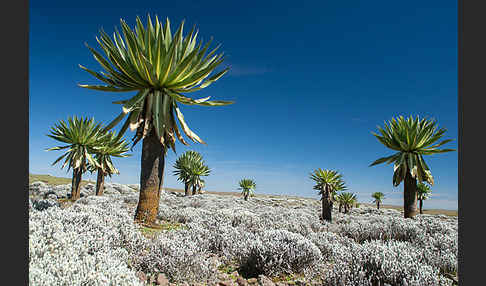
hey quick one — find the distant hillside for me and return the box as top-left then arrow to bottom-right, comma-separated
29,173 -> 457,216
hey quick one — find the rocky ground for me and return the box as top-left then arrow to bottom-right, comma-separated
29,181 -> 458,286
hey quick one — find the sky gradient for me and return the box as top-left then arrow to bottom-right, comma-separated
29,0 -> 458,209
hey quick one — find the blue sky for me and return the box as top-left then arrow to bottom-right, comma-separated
29,0 -> 458,210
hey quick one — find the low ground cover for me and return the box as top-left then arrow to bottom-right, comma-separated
29,180 -> 458,286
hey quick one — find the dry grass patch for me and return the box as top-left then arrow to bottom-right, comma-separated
139,221 -> 187,239
29,173 -> 93,187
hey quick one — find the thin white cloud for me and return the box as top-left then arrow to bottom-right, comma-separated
227,64 -> 272,76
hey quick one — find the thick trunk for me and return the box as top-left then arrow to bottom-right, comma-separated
95,168 -> 105,196
134,131 -> 165,225
197,186 -> 202,194
338,204 -> 342,213
71,167 -> 83,201
244,193 -> 249,201
377,201 -> 380,210
184,183 -> 190,196
192,184 -> 197,196
419,199 -> 423,214
403,170 -> 418,218
321,186 -> 333,222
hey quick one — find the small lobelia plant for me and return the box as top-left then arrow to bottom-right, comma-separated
173,150 -> 204,196
371,192 -> 385,210
187,158 -> 211,195
310,168 -> 347,222
238,179 -> 256,201
338,192 -> 357,214
417,182 -> 432,214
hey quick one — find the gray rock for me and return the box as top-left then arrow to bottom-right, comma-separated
257,275 -> 275,286
236,277 -> 248,286
156,273 -> 169,286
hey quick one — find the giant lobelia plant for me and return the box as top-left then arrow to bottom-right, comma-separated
79,15 -> 233,225
310,168 -> 347,222
46,116 -> 105,200
370,115 -> 455,218
88,130 -> 131,196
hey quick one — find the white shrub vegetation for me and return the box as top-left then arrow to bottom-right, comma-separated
29,182 -> 457,285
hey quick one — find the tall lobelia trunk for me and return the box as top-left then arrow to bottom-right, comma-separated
419,199 -> 423,214
321,185 -> 333,222
134,130 -> 165,225
71,162 -> 84,201
377,201 -> 380,210
184,182 -> 190,196
95,168 -> 105,196
403,170 -> 418,218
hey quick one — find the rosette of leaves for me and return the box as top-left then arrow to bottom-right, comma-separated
338,192 -> 357,214
79,15 -> 233,225
173,150 -> 204,196
187,158 -> 211,195
46,116 -> 104,200
417,182 -> 432,214
238,179 -> 256,201
88,131 -> 131,196
371,192 -> 385,210
310,168 -> 347,222
370,115 -> 454,218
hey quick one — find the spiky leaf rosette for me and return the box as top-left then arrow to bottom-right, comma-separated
46,116 -> 105,172
310,169 -> 347,199
173,150 -> 204,183
417,182 -> 432,201
371,192 -> 385,203
79,15 -> 234,151
88,131 -> 131,176
187,158 -> 211,189
370,115 -> 455,187
338,192 -> 357,208
237,178 -> 256,196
